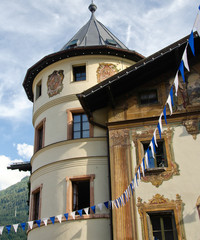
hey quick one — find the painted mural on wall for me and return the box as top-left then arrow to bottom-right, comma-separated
47,70 -> 64,97
172,72 -> 200,111
96,63 -> 119,83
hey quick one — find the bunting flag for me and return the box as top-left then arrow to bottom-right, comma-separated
118,197 -> 122,207
170,87 -> 174,107
153,129 -> 158,147
70,211 -> 76,220
194,8 -> 200,36
145,151 -> 149,168
127,185 -> 131,198
163,106 -> 167,125
166,94 -> 173,115
97,203 -> 103,211
189,30 -> 195,56
174,72 -> 179,96
6,225 -> 11,234
91,206 -> 96,214
179,60 -> 185,83
141,158 -> 145,177
0,226 -> 4,235
137,167 -> 141,181
64,213 -> 69,220
35,220 -> 41,228
135,173 -> 138,187
28,221 -> 34,230
104,201 -> 110,209
130,182 -> 134,195
56,215 -> 62,223
83,207 -> 89,215
50,216 -> 55,224
182,46 -> 190,71
158,113 -> 163,137
21,222 -> 26,231
120,195 -> 125,206
13,224 -> 19,233
77,209 -> 83,217
123,193 -> 126,204
150,139 -> 155,159
43,218 -> 48,226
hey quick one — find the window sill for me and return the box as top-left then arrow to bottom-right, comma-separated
144,167 -> 166,175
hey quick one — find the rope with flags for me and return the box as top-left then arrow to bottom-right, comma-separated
1,4 -> 200,236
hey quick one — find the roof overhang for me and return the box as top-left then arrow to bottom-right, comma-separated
77,32 -> 200,116
23,46 -> 144,102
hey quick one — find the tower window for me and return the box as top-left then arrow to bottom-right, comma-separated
34,118 -> 46,153
73,65 -> 86,81
73,113 -> 89,139
72,180 -> 90,212
140,90 -> 158,105
36,80 -> 42,100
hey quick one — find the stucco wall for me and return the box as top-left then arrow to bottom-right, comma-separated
133,125 -> 200,239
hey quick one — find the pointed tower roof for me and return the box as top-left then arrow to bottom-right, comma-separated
61,3 -> 128,50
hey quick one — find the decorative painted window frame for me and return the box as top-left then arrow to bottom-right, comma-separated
66,108 -> 93,140
34,118 -> 46,153
29,184 -> 43,221
66,174 -> 95,219
137,194 -> 185,240
35,79 -> 42,101
132,127 -> 179,187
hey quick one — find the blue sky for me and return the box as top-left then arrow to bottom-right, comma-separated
0,0 -> 199,190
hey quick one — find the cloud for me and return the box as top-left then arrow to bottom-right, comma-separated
0,155 -> 29,190
15,143 -> 33,160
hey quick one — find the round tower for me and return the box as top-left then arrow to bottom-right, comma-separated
23,4 -> 143,240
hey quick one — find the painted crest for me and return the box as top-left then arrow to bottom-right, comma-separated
47,70 -> 64,97
96,63 -> 119,83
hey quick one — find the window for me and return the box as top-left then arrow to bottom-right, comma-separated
72,180 -> 90,212
106,39 -> 117,46
137,194 -> 185,240
67,108 -> 93,140
30,185 -> 42,221
67,39 -> 79,49
34,118 -> 46,152
148,212 -> 178,240
73,65 -> 86,81
36,80 -> 42,100
66,175 -> 95,216
73,113 -> 90,139
143,140 -> 167,168
133,127 -> 179,186
140,90 -> 158,105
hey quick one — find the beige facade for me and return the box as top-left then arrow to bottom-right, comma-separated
27,53 -> 135,240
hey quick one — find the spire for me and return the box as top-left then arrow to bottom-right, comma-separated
61,3 -> 128,50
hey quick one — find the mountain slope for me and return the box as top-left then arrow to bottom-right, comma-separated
0,176 -> 29,239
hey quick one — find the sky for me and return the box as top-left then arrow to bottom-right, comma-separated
0,0 -> 199,190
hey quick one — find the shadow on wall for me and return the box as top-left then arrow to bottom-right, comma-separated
71,228 -> 82,240
183,207 -> 197,224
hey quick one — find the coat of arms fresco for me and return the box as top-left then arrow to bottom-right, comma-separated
47,70 -> 64,97
96,63 -> 119,83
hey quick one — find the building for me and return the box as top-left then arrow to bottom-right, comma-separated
23,3 -> 200,240
23,3 -> 143,240
78,31 -> 200,239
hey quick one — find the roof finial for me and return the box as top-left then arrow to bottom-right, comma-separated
88,1 -> 97,13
